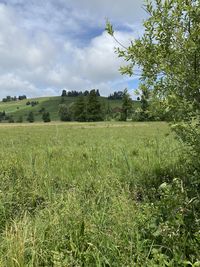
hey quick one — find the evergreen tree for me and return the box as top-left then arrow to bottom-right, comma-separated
27,111 -> 34,123
121,89 -> 132,121
61,90 -> 67,97
8,116 -> 15,123
87,89 -> 103,121
74,95 -> 87,121
59,104 -> 71,121
17,116 -> 23,123
42,111 -> 51,122
83,90 -> 89,96
139,84 -> 150,120
96,89 -> 100,97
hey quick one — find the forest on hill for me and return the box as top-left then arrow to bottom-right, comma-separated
0,89 -> 167,123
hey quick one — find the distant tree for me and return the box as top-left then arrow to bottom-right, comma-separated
96,89 -> 100,97
39,107 -> 46,113
59,104 -> 71,121
17,116 -> 23,123
0,111 -> 6,121
8,116 -> 15,123
61,90 -> 67,97
108,91 -> 123,100
42,111 -> 51,122
83,90 -> 89,96
1,95 -> 27,102
26,101 -> 31,105
74,95 -> 87,121
30,101 -> 39,107
18,95 -> 27,100
121,89 -> 133,121
140,85 -> 150,120
27,111 -> 34,123
87,89 -> 103,121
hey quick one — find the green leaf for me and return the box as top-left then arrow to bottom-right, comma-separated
105,20 -> 114,36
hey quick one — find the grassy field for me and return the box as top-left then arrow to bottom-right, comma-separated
0,122 -> 198,266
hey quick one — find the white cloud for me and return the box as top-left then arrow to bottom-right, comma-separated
0,1 -> 145,99
73,31 -> 134,83
0,73 -> 40,96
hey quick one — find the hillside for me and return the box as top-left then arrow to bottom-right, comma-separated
0,96 -> 140,122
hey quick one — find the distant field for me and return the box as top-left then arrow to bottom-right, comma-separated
0,96 -> 140,122
0,121 -> 186,266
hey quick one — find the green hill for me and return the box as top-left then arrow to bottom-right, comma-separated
0,96 -> 140,122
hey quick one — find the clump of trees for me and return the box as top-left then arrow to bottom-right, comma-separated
0,111 -> 16,123
61,89 -> 100,97
2,95 -> 27,102
108,91 -> 123,100
26,101 -> 39,107
59,89 -> 103,122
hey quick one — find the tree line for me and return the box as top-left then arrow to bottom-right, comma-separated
2,95 -> 27,102
61,89 -> 100,97
0,88 -> 170,123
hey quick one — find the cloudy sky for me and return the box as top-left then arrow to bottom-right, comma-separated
0,0 -> 146,99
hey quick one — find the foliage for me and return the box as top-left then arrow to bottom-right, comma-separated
106,2 -> 200,264
2,95 -> 27,102
16,116 -> 23,123
61,89 -> 100,98
27,111 -> 34,123
106,0 -> 200,128
0,95 -> 141,122
121,89 -> 133,121
61,89 -> 67,97
59,104 -> 71,121
0,111 -> 6,121
86,89 -> 103,121
74,95 -> 87,122
108,91 -> 124,100
42,111 -> 51,123
8,116 -> 15,123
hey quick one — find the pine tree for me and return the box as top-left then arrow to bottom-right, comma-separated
61,90 -> 67,97
27,111 -> 34,123
42,111 -> 51,122
74,95 -> 87,121
87,89 -> 103,121
96,89 -> 100,97
17,116 -> 23,123
59,104 -> 71,121
121,89 -> 132,121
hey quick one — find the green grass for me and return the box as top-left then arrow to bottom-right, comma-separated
0,96 -> 140,122
0,122 -> 198,266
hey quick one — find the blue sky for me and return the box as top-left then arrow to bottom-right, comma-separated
0,0 -> 146,99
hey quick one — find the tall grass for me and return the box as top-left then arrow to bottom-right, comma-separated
0,122 -> 198,266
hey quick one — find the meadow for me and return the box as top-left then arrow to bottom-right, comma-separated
0,122 -> 199,266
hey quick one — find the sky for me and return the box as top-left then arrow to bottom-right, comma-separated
0,0 -> 146,99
